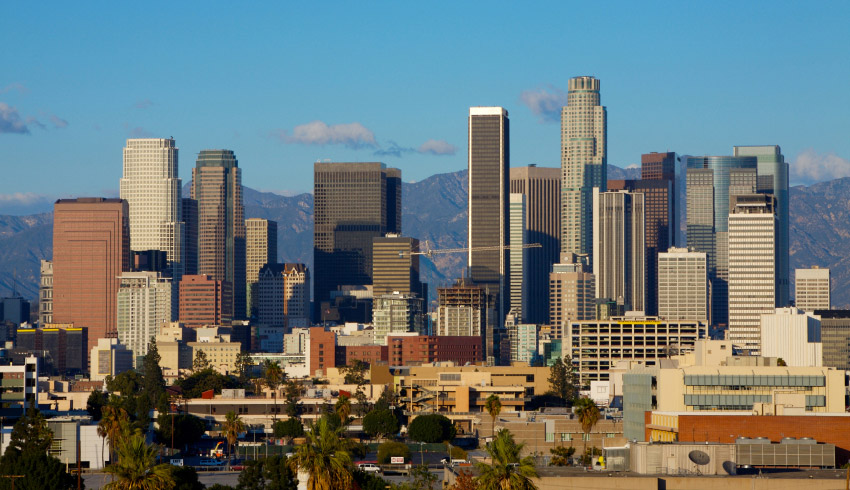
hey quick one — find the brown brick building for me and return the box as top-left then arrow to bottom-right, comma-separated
179,274 -> 232,328
388,335 -> 482,366
53,198 -> 130,364
308,327 -> 336,377
337,344 -> 387,367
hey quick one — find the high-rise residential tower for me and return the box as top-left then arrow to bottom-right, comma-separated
468,107 -> 510,362
313,162 -> 401,317
549,253 -> 596,337
508,193 -> 528,321
257,263 -> 311,328
728,194 -> 778,353
191,150 -> 246,319
592,189 -> 645,312
120,138 -> 184,279
561,76 -> 607,264
657,247 -> 709,323
39,260 -> 53,325
116,271 -> 173,367
686,155 -> 757,325
53,198 -> 130,363
246,218 -> 278,318
734,145 -> 789,307
796,267 -> 830,313
509,166 -> 560,324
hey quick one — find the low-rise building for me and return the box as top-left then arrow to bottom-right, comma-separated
90,338 -> 133,382
760,307 -> 822,367
188,326 -> 241,374
0,356 -> 38,418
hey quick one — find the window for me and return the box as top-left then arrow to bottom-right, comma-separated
545,432 -> 554,442
561,433 -> 571,442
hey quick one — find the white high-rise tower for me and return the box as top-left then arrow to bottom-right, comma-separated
120,138 -> 184,278
561,76 -> 606,264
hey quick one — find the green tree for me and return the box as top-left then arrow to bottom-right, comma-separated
142,340 -> 166,403
484,395 -> 501,435
223,410 -> 246,461
274,418 -> 305,443
87,390 -> 108,421
474,429 -> 538,490
264,455 -> 298,490
340,359 -> 368,385
408,414 -> 456,443
171,466 -> 203,490
104,431 -> 175,490
353,469 -> 391,490
98,403 -> 130,464
0,447 -> 76,490
235,351 -> 254,381
548,446 -> 575,466
353,386 -> 370,417
362,409 -> 399,440
264,360 -> 284,421
288,417 -> 353,490
547,357 -> 568,402
8,407 -> 53,454
193,350 -> 211,371
335,394 -> 352,425
573,397 -> 600,462
412,464 -> 438,490
376,441 -> 411,464
283,380 -> 302,417
175,368 -> 241,398
155,413 -> 206,451
447,470 -> 477,490
235,460 -> 265,490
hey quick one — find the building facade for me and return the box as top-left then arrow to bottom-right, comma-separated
760,307 -> 822,367
468,106 -> 510,361
373,292 -> 425,343
817,310 -> 850,370
509,166 -> 560,324
657,247 -> 709,323
256,263 -> 310,328
191,149 -> 246,319
120,138 -> 184,279
561,76 -> 606,263
436,280 -> 495,339
53,198 -> 130,363
245,218 -> 278,318
728,194 -> 778,353
387,335 -> 482,366
796,267 -> 830,313
181,197 -> 198,276
372,234 -> 425,298
313,162 -> 400,318
548,253 -> 596,335
116,271 -> 173,367
508,193 -> 528,321
90,338 -> 133,382
178,274 -> 233,328
592,189 -> 645,312
39,260 -> 53,325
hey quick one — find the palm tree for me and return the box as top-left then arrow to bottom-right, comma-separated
222,410 -> 246,463
288,416 -> 353,490
98,403 -> 130,465
573,397 -> 600,465
484,394 -> 502,435
264,360 -> 284,422
474,429 -> 538,490
335,394 -> 351,426
104,430 -> 175,490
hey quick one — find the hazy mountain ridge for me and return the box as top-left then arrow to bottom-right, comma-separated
4,166 -> 846,309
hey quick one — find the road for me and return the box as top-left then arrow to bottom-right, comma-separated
84,471 -> 242,489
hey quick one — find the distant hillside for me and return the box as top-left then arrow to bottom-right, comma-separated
8,165 -> 844,307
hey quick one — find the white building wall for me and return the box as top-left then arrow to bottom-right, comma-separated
760,307 -> 822,367
795,267 -> 830,313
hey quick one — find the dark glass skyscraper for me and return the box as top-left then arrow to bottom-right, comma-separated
191,150 -> 246,319
686,155 -> 757,325
313,162 -> 401,319
468,107 -> 509,364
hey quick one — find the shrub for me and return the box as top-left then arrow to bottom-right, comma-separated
449,446 -> 468,460
377,441 -> 411,464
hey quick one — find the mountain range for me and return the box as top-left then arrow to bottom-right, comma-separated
3,165 -> 847,309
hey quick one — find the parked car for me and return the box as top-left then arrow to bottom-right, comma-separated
357,463 -> 382,473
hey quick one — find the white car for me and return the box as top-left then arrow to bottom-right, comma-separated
357,463 -> 382,473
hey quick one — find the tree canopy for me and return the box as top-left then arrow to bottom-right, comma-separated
176,368 -> 241,398
362,409 -> 399,439
408,414 -> 456,443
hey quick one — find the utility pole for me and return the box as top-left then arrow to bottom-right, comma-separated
77,435 -> 82,490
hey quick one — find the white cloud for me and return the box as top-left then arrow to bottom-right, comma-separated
0,192 -> 46,204
0,103 -> 30,134
418,139 -> 457,156
792,149 -> 850,183
519,85 -> 568,122
280,120 -> 376,149
0,83 -> 28,95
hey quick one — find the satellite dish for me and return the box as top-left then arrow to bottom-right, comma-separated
688,450 -> 710,465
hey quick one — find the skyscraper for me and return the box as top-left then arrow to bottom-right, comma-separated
508,193 -> 528,321
53,198 -> 130,362
257,263 -> 311,328
641,151 -> 679,243
796,267 -> 830,313
246,218 -> 278,318
178,274 -> 233,329
734,145 -> 789,306
436,279 -> 496,338
120,138 -> 184,279
468,107 -> 509,361
372,234 -> 425,299
657,247 -> 709,323
686,155 -> 757,325
116,271 -> 173,367
549,253 -> 596,337
728,194 -> 778,353
313,162 -> 401,317
181,198 -> 198,276
191,150 -> 246,319
592,189 -> 645,312
509,166 -> 560,324
608,178 -> 673,316
561,76 -> 607,263
39,260 -> 53,325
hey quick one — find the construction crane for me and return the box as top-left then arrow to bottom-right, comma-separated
400,241 -> 541,258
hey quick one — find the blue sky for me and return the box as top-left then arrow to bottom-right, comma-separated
2,1 -> 849,214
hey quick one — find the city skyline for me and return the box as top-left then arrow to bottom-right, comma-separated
2,2 -> 850,214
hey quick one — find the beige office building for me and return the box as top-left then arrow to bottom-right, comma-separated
548,253 -> 595,336
728,194 -> 778,353
245,218 -> 277,317
120,138 -> 184,277
795,267 -> 830,313
658,247 -> 709,323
